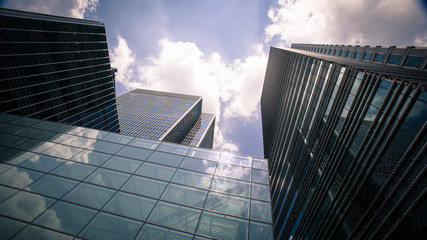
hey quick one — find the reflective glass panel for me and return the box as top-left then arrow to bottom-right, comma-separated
0,216 -> 26,239
51,161 -> 97,180
116,146 -> 153,161
172,169 -> 213,189
102,132 -> 134,144
88,140 -> 124,154
147,151 -> 184,167
63,183 -> 115,209
180,157 -> 217,174
60,135 -> 96,148
210,176 -> 251,197
102,156 -> 142,173
252,158 -> 268,170
197,211 -> 248,240
71,150 -> 111,166
79,212 -> 142,240
157,142 -> 190,155
205,192 -> 250,218
187,148 -> 220,161
249,221 -> 274,240
85,168 -> 131,189
128,138 -> 160,150
216,163 -> 251,181
219,152 -> 252,167
0,166 -> 44,188
13,225 -> 74,240
19,154 -> 65,172
252,169 -> 269,184
250,200 -> 272,222
42,144 -> 82,159
33,201 -> 97,234
136,224 -> 193,240
0,191 -> 55,221
161,183 -> 208,208
147,201 -> 201,232
121,175 -> 167,198
26,174 -> 78,198
251,183 -> 270,201
103,191 -> 156,221
75,128 -> 109,139
0,185 -> 18,202
2,151 -> 35,165
136,162 -> 176,181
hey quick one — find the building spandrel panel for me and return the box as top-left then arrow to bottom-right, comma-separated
0,112 -> 273,239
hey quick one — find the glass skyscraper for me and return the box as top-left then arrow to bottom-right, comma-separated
0,8 -> 119,132
0,112 -> 272,240
261,45 -> 426,239
117,89 -> 215,148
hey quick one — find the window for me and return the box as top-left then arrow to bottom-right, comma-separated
373,53 -> 385,62
404,56 -> 424,68
363,52 -> 373,60
386,54 -> 402,64
354,51 -> 362,59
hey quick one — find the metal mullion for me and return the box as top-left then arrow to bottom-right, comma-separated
328,81 -> 413,238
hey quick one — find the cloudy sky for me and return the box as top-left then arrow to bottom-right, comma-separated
2,0 -> 426,157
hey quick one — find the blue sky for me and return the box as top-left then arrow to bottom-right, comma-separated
2,0 -> 427,157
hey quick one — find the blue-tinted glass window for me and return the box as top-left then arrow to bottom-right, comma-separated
0,216 -> 26,239
128,138 -> 160,150
71,150 -> 111,166
216,163 -> 251,180
252,183 -> 271,201
219,152 -> 252,167
252,169 -> 270,184
19,154 -> 65,172
116,146 -> 153,161
205,192 -> 250,218
147,151 -> 184,167
249,221 -> 274,240
0,191 -> 56,221
251,200 -> 272,222
102,156 -> 142,173
252,158 -> 268,170
103,191 -> 156,221
354,51 -> 362,59
51,161 -> 97,180
26,174 -> 78,198
121,175 -> 167,198
180,157 -> 217,174
340,50 -> 346,56
147,201 -> 201,232
136,162 -> 176,181
13,224 -> 74,240
373,53 -> 385,62
386,54 -> 402,64
197,211 -> 248,240
102,132 -> 134,144
404,56 -> 424,68
63,183 -> 115,209
161,183 -> 208,208
187,148 -> 220,161
136,223 -> 193,240
157,142 -> 190,155
172,169 -> 213,189
363,52 -> 373,60
346,51 -> 353,57
85,168 -> 130,189
89,140 -> 124,154
42,144 -> 82,159
0,185 -> 18,202
0,166 -> 44,188
210,176 -> 251,197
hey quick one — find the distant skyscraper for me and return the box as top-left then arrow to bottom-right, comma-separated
0,8 -> 119,132
117,89 -> 215,148
261,45 -> 426,239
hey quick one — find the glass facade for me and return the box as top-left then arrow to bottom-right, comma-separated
0,8 -> 119,132
116,89 -> 215,148
0,112 -> 273,239
261,46 -> 426,240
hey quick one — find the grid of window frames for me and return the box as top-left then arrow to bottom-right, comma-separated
181,113 -> 215,148
0,113 -> 272,240
261,47 -> 426,239
0,8 -> 120,133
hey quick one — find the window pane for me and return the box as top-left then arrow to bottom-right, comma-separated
85,168 -> 131,189
116,146 -> 153,161
0,185 -> 18,202
205,192 -> 250,218
26,174 -> 78,198
79,212 -> 142,240
71,150 -> 111,166
252,158 -> 268,170
60,135 -> 96,148
0,166 -> 44,188
63,183 -> 115,209
252,169 -> 269,184
102,156 -> 142,173
0,191 -> 55,221
102,132 -> 134,144
121,175 -> 167,198
0,216 -> 26,239
157,142 -> 190,155
197,211 -> 248,240
187,148 -> 220,161
136,224 -> 193,240
33,201 -> 97,234
13,225 -> 74,240
251,183 -> 270,201
103,191 -> 156,221
19,154 -> 65,172
172,169 -> 213,189
147,201 -> 201,232
161,183 -> 208,208
136,162 -> 176,181
88,140 -> 124,154
51,161 -> 97,180
75,128 -> 108,139
249,221 -> 274,240
42,144 -> 82,159
210,176 -> 251,197
180,157 -> 217,174
147,151 -> 184,167
216,163 -> 251,181
250,200 -> 272,222
128,138 -> 160,150
219,153 -> 252,167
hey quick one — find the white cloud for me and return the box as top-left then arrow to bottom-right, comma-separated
4,0 -> 98,19
110,35 -> 136,86
111,37 -> 267,152
265,0 -> 427,47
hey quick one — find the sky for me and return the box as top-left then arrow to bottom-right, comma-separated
2,0 -> 427,158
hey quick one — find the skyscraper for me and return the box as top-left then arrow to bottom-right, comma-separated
0,8 -> 119,132
261,45 -> 426,239
0,112 -> 273,240
117,89 -> 215,148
